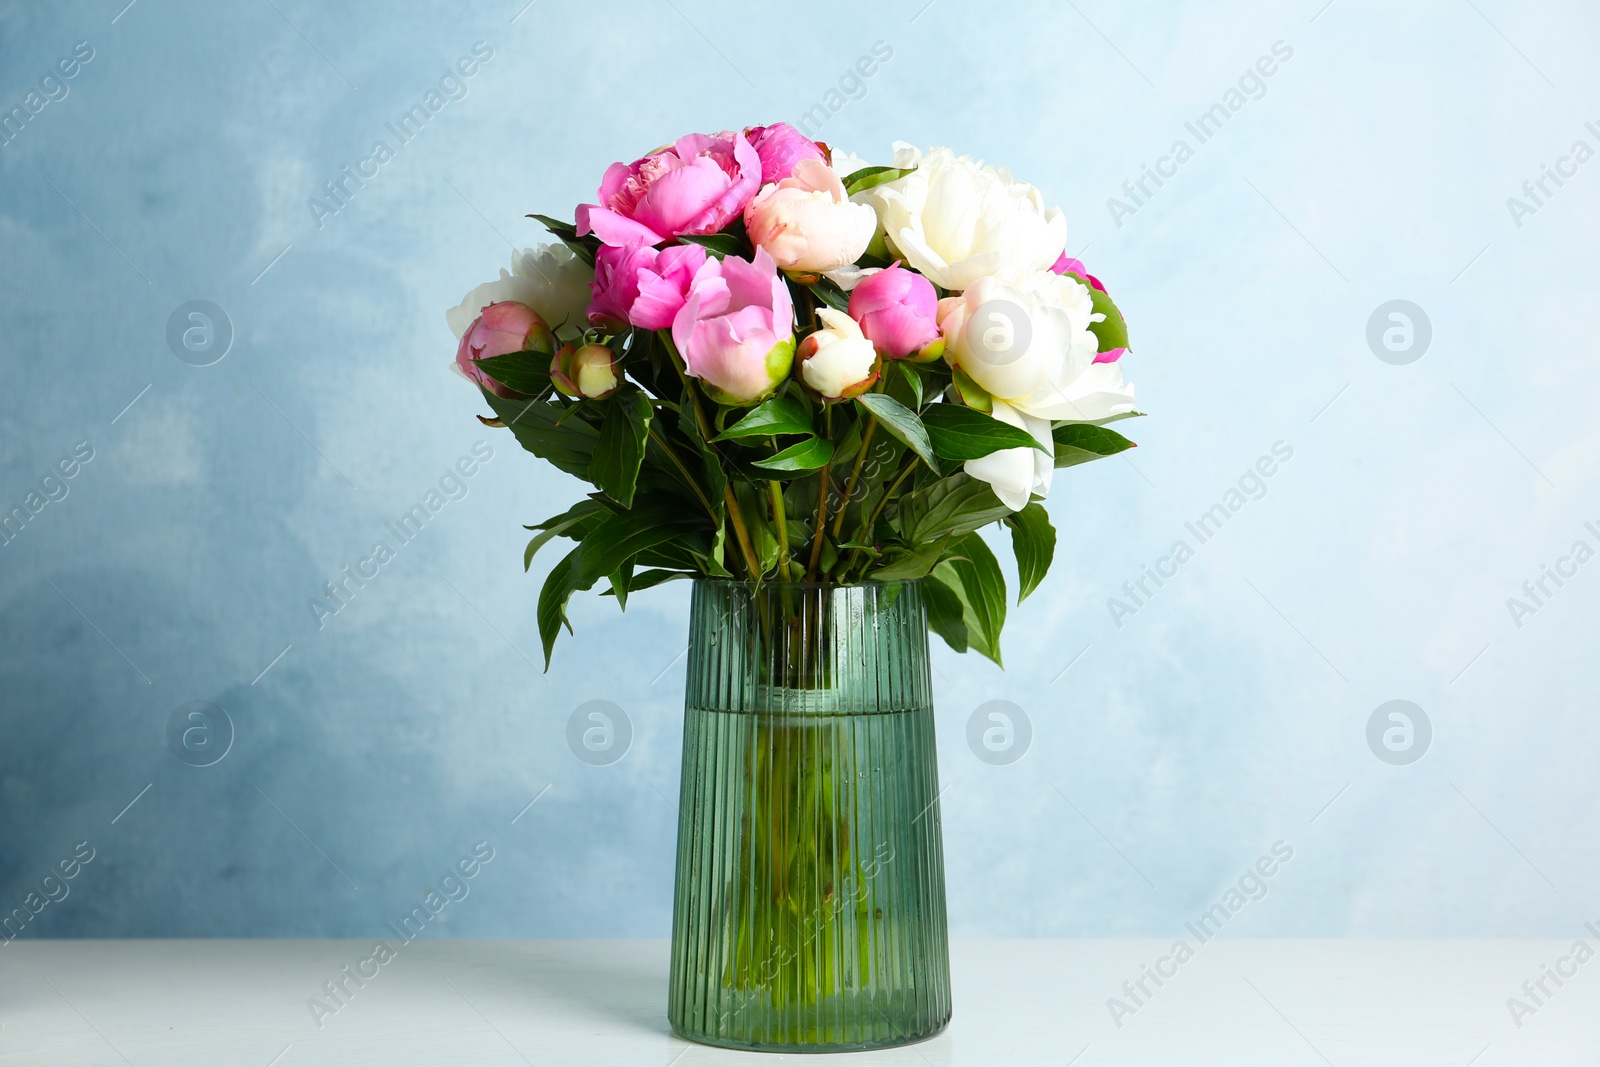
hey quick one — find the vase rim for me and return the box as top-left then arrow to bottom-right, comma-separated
691,577 -> 923,590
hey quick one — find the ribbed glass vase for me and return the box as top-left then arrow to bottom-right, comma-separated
668,579 -> 952,1052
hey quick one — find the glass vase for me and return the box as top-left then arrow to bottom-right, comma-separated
668,579 -> 952,1052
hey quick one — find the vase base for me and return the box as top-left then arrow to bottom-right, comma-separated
670,1012 -> 951,1054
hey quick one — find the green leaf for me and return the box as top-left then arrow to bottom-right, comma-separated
572,503 -> 704,588
481,389 -> 599,481
826,408 -> 868,473
599,568 -> 692,597
523,499 -> 607,571
608,560 -> 634,610
922,404 -> 1047,461
1052,423 -> 1137,469
1087,284 -> 1129,353
529,213 -> 579,239
714,395 -> 813,440
842,165 -> 916,195
891,360 -> 924,409
935,532 -> 1007,666
537,500 -> 708,668
678,232 -> 746,257
735,482 -> 780,575
537,549 -> 579,669
804,276 -> 852,313
676,405 -> 727,508
752,436 -> 834,473
1005,502 -> 1056,603
868,537 -> 948,580
634,532 -> 711,572
925,571 -> 969,654
473,350 -> 551,396
1090,410 -> 1145,427
589,386 -> 653,508
950,366 -> 993,412
898,473 -> 1015,543
856,393 -> 936,471
528,213 -> 598,268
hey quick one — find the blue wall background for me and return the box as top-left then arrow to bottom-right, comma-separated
2,0 -> 1596,941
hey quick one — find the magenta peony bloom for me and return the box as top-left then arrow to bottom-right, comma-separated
848,263 -> 942,361
588,243 -> 709,332
456,301 -> 555,397
575,131 -> 762,248
745,122 -> 827,184
1050,253 -> 1106,292
670,248 -> 796,404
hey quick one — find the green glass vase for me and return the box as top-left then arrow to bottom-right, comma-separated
668,579 -> 952,1052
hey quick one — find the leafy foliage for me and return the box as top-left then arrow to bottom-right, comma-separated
929,533 -> 1007,666
1052,423 -> 1137,468
589,386 -> 653,507
1005,503 -> 1056,603
466,208 -> 1140,670
841,165 -> 917,194
921,404 -> 1044,461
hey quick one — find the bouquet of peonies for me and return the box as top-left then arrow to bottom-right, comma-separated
447,124 -> 1138,668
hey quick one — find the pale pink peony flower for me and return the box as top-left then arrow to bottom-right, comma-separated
743,160 -> 877,274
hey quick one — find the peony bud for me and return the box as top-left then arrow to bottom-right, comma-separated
847,263 -> 942,361
551,342 -> 620,399
456,301 -> 555,397
797,308 -> 879,401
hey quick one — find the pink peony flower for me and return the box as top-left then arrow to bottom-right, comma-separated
848,262 -> 942,361
587,243 -> 709,332
745,122 -> 827,184
743,160 -> 877,273
1049,254 -> 1124,364
670,248 -> 796,404
455,301 -> 555,397
575,131 -> 762,248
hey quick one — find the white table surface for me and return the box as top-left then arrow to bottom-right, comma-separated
1,939 -> 1594,1065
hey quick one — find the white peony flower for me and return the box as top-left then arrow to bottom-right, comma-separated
827,148 -> 872,179
446,243 -> 592,341
939,271 -> 1136,510
821,264 -> 882,292
798,308 -> 879,399
855,145 -> 1067,292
